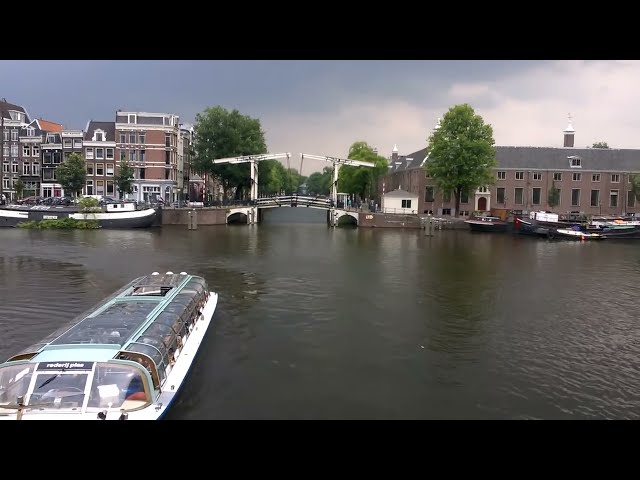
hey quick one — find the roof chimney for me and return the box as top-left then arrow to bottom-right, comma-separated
392,144 -> 399,162
563,113 -> 575,148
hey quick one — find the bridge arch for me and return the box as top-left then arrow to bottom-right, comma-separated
334,210 -> 358,226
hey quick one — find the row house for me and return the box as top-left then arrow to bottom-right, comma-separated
115,111 -> 179,203
83,121 -> 116,197
379,120 -> 640,217
178,123 -> 194,201
1,98 -> 31,201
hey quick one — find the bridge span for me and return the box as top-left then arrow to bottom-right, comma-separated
225,194 -> 359,226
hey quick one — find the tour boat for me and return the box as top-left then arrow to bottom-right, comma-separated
464,215 -> 510,233
0,271 -> 218,420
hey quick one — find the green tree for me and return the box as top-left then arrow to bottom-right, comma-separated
548,182 -> 560,210
114,159 -> 135,199
191,106 -> 267,200
306,167 -> 332,196
258,159 -> 285,195
592,141 -> 609,149
339,141 -> 387,200
629,174 -> 640,203
56,152 -> 87,197
425,104 -> 497,215
14,177 -> 24,200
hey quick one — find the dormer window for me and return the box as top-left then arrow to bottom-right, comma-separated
8,110 -> 23,122
46,134 -> 56,143
26,127 -> 35,137
93,129 -> 105,142
569,156 -> 582,168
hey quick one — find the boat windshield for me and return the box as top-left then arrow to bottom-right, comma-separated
0,364 -> 35,413
0,361 -> 152,415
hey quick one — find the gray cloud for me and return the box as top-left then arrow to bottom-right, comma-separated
3,60 -> 639,176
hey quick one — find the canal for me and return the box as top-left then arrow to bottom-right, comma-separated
1,207 -> 639,419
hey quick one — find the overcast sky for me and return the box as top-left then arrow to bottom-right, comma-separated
1,60 -> 637,175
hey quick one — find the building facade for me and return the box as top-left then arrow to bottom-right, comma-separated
83,121 -> 116,197
380,121 -> 640,218
115,111 -> 179,203
1,99 -> 31,202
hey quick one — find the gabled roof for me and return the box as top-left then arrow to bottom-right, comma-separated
388,147 -> 428,173
38,118 -> 64,133
84,121 -> 116,141
383,188 -> 419,198
0,98 -> 29,122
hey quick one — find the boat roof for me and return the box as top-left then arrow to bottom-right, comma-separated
5,272 -> 205,364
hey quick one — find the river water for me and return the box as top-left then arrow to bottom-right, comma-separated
1,207 -> 639,419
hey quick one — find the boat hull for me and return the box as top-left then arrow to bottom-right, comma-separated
465,218 -> 510,233
0,206 -> 159,229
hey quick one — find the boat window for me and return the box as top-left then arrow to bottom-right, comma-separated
130,285 -> 173,296
122,345 -> 166,384
87,363 -> 151,410
0,364 -> 35,411
51,301 -> 157,346
28,371 -> 89,410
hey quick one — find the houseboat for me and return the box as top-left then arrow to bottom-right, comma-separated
0,271 -> 218,420
464,215 -> 510,233
0,202 -> 160,228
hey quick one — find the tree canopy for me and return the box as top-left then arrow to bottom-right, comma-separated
424,104 -> 497,215
114,159 -> 135,199
306,166 -> 332,196
339,141 -> 388,199
592,141 -> 609,149
191,106 -> 268,199
56,152 -> 87,197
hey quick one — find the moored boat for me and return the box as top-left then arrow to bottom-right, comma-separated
0,271 -> 218,420
464,215 -> 510,233
0,202 -> 160,228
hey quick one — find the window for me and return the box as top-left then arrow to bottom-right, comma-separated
129,132 -> 136,144
23,145 -> 30,157
96,180 -> 105,195
32,163 -> 39,176
32,145 -> 39,157
515,171 -> 524,180
139,149 -> 145,162
496,187 -> 505,204
42,169 -> 55,180
106,148 -> 114,160
96,132 -> 104,142
106,164 -> 114,176
95,148 -> 104,160
74,139 -> 82,148
2,162 -> 7,173
165,134 -> 171,148
46,134 -> 56,143
63,138 -> 72,148
572,173 -> 581,181
460,191 -> 469,203
85,148 -> 94,160
569,156 -> 582,167
22,162 -> 31,175
11,130 -> 18,141
497,171 -> 506,180
401,199 -> 412,209
11,162 -> 18,174
86,164 -> 94,175
532,187 -> 541,205
86,180 -> 94,195
2,130 -> 8,141
571,188 -> 581,206
120,133 -> 126,144
514,187 -> 524,205
424,186 -> 434,202
139,133 -> 145,144
130,150 -> 136,162
106,181 -> 114,195
96,163 -> 104,176
592,174 -> 600,182
53,151 -> 61,164
120,150 -> 127,162
43,151 -> 51,164
627,190 -> 636,208
2,145 -> 8,156
590,190 -> 600,207
165,151 -> 171,165
64,151 -> 71,161
128,114 -> 136,124
610,190 -> 619,207
533,172 -> 542,181
442,190 -> 451,203
11,144 -> 18,157
611,174 -> 620,183
553,173 -> 562,181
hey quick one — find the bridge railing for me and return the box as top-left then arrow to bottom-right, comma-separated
256,195 -> 333,208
